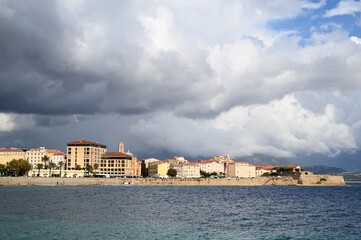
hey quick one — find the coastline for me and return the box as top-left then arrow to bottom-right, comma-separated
0,175 -> 345,186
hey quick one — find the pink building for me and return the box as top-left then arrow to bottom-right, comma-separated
226,162 -> 256,178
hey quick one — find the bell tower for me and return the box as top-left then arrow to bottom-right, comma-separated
118,142 -> 125,153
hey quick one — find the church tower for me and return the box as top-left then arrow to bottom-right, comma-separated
118,142 -> 125,153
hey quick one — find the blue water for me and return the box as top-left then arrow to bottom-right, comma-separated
1,184 -> 361,239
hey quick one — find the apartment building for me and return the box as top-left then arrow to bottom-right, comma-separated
175,162 -> 200,178
25,147 -> 65,168
148,161 -> 170,178
99,143 -> 140,177
0,148 -> 26,165
226,162 -> 256,178
198,160 -> 225,174
26,147 -> 49,168
48,149 -> 65,165
66,140 -> 107,170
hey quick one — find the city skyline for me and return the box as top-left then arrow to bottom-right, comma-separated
1,0 -> 361,170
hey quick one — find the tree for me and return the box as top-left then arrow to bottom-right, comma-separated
75,164 -> 82,170
36,163 -> 44,177
167,168 -> 177,177
0,164 -> 6,176
58,161 -> 64,177
6,159 -> 32,177
94,163 -> 99,174
200,170 -> 211,178
48,162 -> 56,177
42,155 -> 49,169
141,161 -> 148,178
86,164 -> 94,175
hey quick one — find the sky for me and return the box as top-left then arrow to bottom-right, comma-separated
1,0 -> 361,170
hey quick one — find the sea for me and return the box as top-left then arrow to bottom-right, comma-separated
1,183 -> 361,240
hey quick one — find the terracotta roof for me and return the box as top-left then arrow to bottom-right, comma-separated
182,162 -> 199,166
102,152 -> 132,158
29,147 -> 46,151
67,139 -> 106,148
198,159 -> 222,164
0,148 -> 25,152
256,166 -> 277,170
229,162 -> 254,166
287,165 -> 300,169
150,161 -> 170,166
47,149 -> 64,155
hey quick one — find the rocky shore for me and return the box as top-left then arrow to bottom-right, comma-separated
0,175 -> 345,186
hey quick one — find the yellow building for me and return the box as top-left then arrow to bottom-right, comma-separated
99,142 -> 140,177
0,148 -> 26,165
100,152 -> 138,177
66,140 -> 107,170
148,161 -> 170,178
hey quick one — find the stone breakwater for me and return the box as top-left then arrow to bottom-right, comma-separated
0,175 -> 345,186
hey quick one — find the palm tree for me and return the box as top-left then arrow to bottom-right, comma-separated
86,164 -> 94,176
48,162 -> 56,177
41,155 -> 49,169
94,163 -> 99,175
58,161 -> 64,177
36,163 -> 43,177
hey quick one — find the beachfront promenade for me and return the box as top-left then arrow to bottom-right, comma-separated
0,175 -> 345,186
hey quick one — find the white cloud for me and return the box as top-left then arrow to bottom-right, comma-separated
324,0 -> 361,17
129,95 -> 357,158
350,36 -> 361,45
0,113 -> 15,132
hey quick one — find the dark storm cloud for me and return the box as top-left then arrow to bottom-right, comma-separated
0,0 -> 219,118
0,1 -> 106,115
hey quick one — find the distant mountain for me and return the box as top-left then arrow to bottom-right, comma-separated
236,154 -> 296,166
303,165 -> 348,174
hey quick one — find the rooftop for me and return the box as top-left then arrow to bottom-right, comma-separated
0,148 -> 26,153
102,152 -> 132,158
67,139 -> 106,148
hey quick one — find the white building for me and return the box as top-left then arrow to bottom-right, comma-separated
26,147 -> 64,168
48,149 -> 65,165
26,147 -> 49,168
175,163 -> 200,178
198,160 -> 225,174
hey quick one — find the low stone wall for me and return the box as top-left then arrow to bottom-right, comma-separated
0,175 -> 344,186
0,177 -> 295,186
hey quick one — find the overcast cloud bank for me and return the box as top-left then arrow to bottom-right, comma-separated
1,0 -> 361,168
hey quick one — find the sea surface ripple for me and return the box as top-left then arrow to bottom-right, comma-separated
1,183 -> 361,239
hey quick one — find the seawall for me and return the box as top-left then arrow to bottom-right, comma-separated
0,175 -> 345,186
298,175 -> 345,186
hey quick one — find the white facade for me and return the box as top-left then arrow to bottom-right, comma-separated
51,153 -> 65,165
26,147 -> 49,168
198,161 -> 225,174
175,163 -> 200,178
26,147 -> 65,168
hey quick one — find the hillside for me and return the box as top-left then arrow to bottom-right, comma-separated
303,165 -> 347,174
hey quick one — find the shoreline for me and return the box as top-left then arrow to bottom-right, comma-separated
0,175 -> 346,187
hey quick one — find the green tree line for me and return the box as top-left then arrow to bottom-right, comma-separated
0,159 -> 32,177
